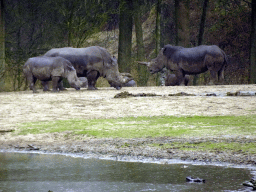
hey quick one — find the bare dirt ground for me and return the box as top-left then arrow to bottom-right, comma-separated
0,84 -> 256,166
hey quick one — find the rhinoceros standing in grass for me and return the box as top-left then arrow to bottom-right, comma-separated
23,56 -> 81,93
44,46 -> 131,90
138,45 -> 228,85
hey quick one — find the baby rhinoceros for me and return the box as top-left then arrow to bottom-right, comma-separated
23,56 -> 81,93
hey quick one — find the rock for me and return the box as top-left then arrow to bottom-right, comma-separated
114,91 -> 159,98
186,176 -> 206,183
169,92 -> 196,96
114,91 -> 134,98
243,181 -> 256,190
206,93 -> 217,96
243,177 -> 256,190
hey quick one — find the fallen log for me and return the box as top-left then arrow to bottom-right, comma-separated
0,129 -> 14,133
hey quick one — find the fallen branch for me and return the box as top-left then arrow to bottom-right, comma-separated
0,129 -> 14,133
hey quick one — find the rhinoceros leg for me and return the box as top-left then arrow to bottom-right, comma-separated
175,70 -> 185,86
87,70 -> 99,90
218,68 -> 225,84
41,81 -> 50,91
27,74 -> 38,93
58,81 -> 67,91
208,70 -> 217,85
209,70 -> 218,85
52,76 -> 61,92
184,75 -> 189,86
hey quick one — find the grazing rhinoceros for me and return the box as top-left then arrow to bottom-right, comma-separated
23,56 -> 81,93
165,73 -> 190,86
44,46 -> 131,90
138,45 -> 228,85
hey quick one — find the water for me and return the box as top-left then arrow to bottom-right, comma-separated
0,152 -> 253,192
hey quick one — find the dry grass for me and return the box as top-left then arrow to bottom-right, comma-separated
1,84 -> 256,131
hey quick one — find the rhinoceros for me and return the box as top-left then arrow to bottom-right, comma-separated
138,45 -> 228,85
165,73 -> 190,86
23,56 -> 81,93
44,46 -> 130,90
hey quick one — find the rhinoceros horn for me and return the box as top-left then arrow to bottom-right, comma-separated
137,61 -> 150,66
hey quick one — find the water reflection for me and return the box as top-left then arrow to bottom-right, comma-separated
0,152 -> 253,192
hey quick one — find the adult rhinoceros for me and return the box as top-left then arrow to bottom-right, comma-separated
45,46 -> 130,90
138,45 -> 228,85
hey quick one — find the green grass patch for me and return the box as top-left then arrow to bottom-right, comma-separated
17,115 -> 256,138
153,141 -> 256,154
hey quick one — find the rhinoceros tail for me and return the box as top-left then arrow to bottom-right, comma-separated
221,50 -> 228,69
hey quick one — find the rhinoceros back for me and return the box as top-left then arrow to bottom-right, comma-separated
23,56 -> 70,80
44,46 -> 107,77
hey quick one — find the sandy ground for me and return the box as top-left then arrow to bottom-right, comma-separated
0,84 -> 256,166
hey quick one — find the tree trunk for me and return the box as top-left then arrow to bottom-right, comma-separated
0,0 -> 5,91
194,0 -> 209,85
198,0 -> 208,46
155,0 -> 161,85
175,0 -> 190,47
250,0 -> 256,84
155,0 -> 161,56
134,1 -> 148,86
118,0 -> 133,73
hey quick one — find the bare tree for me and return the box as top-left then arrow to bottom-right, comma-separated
118,0 -> 133,73
134,0 -> 148,86
175,0 -> 190,47
250,0 -> 256,84
0,0 -> 5,90
194,0 -> 209,85
155,0 -> 161,55
198,0 -> 209,46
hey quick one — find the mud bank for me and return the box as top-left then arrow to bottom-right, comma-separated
1,135 -> 256,168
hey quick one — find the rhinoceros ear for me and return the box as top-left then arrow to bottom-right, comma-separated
112,56 -> 118,64
162,47 -> 167,56
112,56 -> 117,62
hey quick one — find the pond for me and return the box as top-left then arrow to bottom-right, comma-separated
0,152 -> 254,192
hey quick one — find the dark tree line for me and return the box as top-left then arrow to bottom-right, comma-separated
0,0 -> 255,91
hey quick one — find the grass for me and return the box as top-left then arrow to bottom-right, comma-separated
152,141 -> 256,154
16,115 -> 256,154
17,115 -> 256,138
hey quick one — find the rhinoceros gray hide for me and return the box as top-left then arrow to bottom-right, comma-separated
44,46 -> 128,90
23,56 -> 81,93
138,45 -> 227,85
165,74 -> 190,86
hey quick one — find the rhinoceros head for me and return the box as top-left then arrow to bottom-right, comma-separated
65,64 -> 82,90
138,48 -> 167,74
103,57 -> 131,90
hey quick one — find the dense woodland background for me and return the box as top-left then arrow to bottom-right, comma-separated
0,0 -> 255,91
